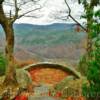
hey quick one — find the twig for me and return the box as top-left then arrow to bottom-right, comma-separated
18,6 -> 42,19
64,0 -> 87,32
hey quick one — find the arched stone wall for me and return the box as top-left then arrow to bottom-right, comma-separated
23,62 -> 81,79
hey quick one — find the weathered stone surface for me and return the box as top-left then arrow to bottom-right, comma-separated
28,96 -> 62,100
54,76 -> 74,91
23,62 -> 82,79
34,84 -> 50,95
16,69 -> 32,88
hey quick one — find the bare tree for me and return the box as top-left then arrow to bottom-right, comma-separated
0,0 -> 43,85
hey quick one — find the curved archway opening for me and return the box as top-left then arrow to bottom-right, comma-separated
25,63 -> 80,85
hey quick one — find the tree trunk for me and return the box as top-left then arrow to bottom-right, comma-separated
2,22 -> 17,86
0,2 -> 17,86
86,6 -> 94,58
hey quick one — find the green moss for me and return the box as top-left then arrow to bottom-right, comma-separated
0,53 -> 6,76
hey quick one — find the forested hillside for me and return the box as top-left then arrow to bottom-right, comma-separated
0,23 -> 86,64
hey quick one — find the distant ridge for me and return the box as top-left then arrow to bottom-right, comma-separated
0,23 -> 85,46
0,23 -> 77,35
13,23 -> 76,31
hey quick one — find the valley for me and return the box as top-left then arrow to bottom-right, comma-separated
0,23 -> 86,66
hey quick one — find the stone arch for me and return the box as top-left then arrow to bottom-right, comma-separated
23,62 -> 81,79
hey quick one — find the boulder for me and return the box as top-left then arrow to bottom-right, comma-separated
28,96 -> 61,100
34,84 -> 50,95
16,69 -> 33,88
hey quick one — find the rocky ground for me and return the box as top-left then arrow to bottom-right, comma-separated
0,66 -> 87,100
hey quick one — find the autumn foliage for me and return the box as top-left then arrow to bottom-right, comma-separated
29,67 -> 69,85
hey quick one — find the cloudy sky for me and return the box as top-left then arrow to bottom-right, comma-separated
4,0 -> 85,25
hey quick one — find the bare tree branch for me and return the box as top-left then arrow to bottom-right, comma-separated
24,15 -> 42,18
13,0 -> 20,21
18,1 -> 31,8
49,9 -> 69,21
17,6 -> 42,19
6,0 -> 43,22
64,0 -> 87,32
18,0 -> 41,9
2,0 -> 46,23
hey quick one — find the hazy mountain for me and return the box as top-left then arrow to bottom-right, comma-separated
0,23 -> 86,65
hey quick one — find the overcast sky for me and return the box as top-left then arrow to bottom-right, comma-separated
4,0 -> 85,25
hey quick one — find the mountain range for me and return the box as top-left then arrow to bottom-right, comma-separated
0,23 -> 86,65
